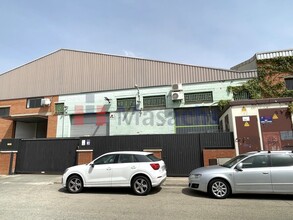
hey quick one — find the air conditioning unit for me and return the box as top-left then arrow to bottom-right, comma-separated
41,98 -> 51,106
171,92 -> 184,101
171,83 -> 183,91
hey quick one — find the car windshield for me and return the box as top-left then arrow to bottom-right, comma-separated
221,155 -> 248,168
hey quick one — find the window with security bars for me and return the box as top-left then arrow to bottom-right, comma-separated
117,98 -> 136,111
184,92 -> 213,104
0,107 -> 10,117
175,107 -> 220,133
233,91 -> 251,100
55,103 -> 65,115
143,95 -> 166,109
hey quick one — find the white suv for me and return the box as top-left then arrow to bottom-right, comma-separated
62,151 -> 167,195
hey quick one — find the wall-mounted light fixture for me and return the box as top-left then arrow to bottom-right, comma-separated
104,97 -> 112,104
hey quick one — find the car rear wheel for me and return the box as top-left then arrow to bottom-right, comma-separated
208,179 -> 230,199
67,175 -> 83,193
131,176 -> 151,196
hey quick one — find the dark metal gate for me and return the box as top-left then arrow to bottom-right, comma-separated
81,133 -> 234,176
15,138 -> 79,174
0,132 -> 234,176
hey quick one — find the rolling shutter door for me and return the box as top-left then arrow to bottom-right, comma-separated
70,113 -> 109,137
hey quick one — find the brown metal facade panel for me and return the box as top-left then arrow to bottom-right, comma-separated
0,49 -> 257,100
259,108 -> 293,150
235,116 -> 261,154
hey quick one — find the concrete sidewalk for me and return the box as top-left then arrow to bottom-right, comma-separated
0,174 -> 188,187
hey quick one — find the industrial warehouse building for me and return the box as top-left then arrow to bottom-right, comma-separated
0,48 -> 293,175
0,49 -> 257,140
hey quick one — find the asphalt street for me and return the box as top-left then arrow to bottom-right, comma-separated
1,175 -> 293,220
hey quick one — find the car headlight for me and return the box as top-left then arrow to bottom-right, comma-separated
190,174 -> 202,178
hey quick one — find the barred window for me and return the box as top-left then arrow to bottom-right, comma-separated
233,91 -> 251,100
143,95 -> 166,109
55,103 -> 65,115
184,92 -> 213,104
117,98 -> 136,111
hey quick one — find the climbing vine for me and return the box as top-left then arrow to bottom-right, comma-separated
219,56 -> 293,111
217,99 -> 230,111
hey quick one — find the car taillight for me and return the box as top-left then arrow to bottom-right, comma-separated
150,163 -> 160,170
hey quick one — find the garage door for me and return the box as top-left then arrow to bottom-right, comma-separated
70,113 -> 109,137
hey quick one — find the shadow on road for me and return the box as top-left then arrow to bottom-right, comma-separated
181,187 -> 293,200
230,193 -> 293,201
181,188 -> 207,198
58,186 -> 162,196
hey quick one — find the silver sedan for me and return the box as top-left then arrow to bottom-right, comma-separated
189,151 -> 293,199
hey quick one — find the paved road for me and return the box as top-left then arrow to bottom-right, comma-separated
1,175 -> 293,220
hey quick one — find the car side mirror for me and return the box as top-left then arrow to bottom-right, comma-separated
235,163 -> 243,171
90,163 -> 95,168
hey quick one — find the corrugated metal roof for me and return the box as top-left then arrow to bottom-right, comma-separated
256,49 -> 293,60
231,49 -> 293,70
0,49 -> 257,100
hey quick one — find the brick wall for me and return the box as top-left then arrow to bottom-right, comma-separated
77,150 -> 93,165
0,96 -> 58,139
0,118 -> 14,139
203,149 -> 236,166
143,149 -> 162,159
47,115 -> 58,138
0,151 -> 17,175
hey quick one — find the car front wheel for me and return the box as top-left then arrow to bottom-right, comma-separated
208,179 -> 230,199
66,175 -> 83,193
131,176 -> 151,196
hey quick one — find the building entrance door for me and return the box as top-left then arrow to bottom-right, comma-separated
235,116 -> 261,154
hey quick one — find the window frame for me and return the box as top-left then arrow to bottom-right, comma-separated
117,97 -> 136,111
270,154 -> 293,167
285,77 -> 293,90
233,90 -> 251,100
184,92 -> 213,104
94,154 -> 117,165
143,95 -> 166,109
241,155 -> 269,168
118,154 -> 137,163
0,107 -> 10,117
55,103 -> 65,115
27,97 -> 44,108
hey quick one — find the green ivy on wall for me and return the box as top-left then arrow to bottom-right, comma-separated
219,56 -> 293,111
228,56 -> 293,99
217,99 -> 230,111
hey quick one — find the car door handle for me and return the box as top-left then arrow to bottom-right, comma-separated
107,167 -> 111,171
262,172 -> 269,174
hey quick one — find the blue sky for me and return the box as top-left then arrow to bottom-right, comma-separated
0,0 -> 292,74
